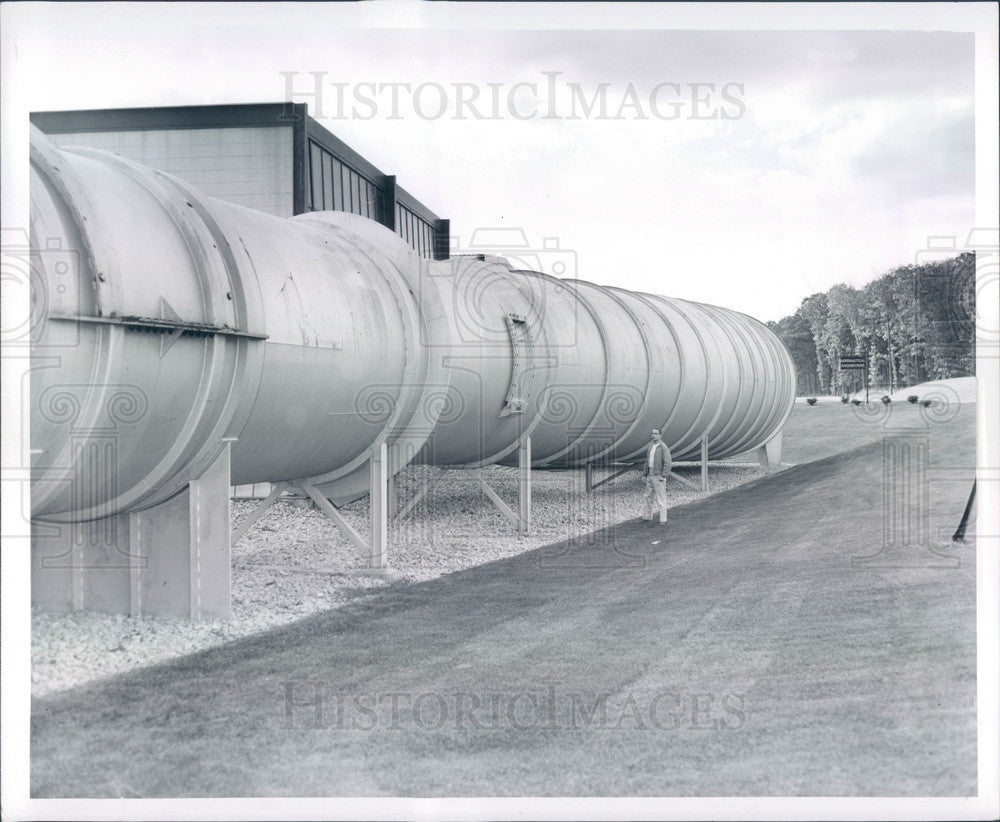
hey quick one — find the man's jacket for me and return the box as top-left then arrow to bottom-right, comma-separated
642,442 -> 672,478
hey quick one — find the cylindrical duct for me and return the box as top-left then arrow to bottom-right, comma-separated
28,128 -> 794,520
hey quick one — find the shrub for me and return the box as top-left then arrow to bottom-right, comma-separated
881,395 -> 891,404
907,395 -> 919,404
922,399 -> 932,407
806,397 -> 817,405
851,399 -> 862,406
841,395 -> 850,403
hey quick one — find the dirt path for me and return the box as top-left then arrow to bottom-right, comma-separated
31,416 -> 977,797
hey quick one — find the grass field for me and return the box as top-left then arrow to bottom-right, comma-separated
777,395 -> 974,466
30,401 -> 978,797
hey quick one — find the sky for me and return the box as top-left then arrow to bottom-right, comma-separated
4,4 -> 977,322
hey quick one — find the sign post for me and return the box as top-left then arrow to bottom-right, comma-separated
838,354 -> 868,402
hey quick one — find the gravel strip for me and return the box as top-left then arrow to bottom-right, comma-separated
32,464 -> 764,697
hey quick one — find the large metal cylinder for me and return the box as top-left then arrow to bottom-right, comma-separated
29,127 -> 794,521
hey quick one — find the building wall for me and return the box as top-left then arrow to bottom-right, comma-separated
50,126 -> 295,217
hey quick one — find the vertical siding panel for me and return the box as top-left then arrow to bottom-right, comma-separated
310,142 -> 323,212
332,159 -> 343,211
322,153 -> 334,210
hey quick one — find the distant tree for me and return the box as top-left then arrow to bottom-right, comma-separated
824,284 -> 865,394
915,253 -> 976,378
769,253 -> 975,396
799,292 -> 832,392
864,275 -> 904,391
769,312 -> 818,395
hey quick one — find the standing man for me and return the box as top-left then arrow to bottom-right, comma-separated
643,429 -> 672,523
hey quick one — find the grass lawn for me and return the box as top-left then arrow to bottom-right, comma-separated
30,404 -> 978,797
768,396 -> 973,466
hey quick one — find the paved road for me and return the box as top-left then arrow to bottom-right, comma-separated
32,430 -> 977,797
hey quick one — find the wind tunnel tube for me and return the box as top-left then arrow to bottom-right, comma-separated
29,125 -> 795,527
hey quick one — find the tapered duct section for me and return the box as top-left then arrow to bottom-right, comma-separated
29,126 -> 794,523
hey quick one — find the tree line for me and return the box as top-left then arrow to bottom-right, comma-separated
767,252 -> 976,396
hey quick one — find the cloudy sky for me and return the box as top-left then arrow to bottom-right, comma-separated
5,4 -> 977,321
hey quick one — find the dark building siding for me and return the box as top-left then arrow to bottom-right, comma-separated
306,139 -> 382,220
300,109 -> 448,258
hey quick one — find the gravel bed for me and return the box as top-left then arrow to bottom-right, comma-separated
32,464 -> 764,697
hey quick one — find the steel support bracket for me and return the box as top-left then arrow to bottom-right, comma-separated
48,313 -> 269,340
473,437 -> 531,534
392,469 -> 443,525
668,470 -> 700,491
296,482 -> 370,559
232,482 -> 289,543
294,440 -> 391,570
585,461 -> 636,492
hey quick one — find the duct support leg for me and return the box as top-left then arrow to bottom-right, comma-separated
518,436 -> 531,535
756,430 -> 783,472
31,442 -> 233,620
700,434 -> 709,492
387,472 -> 398,521
369,439 -> 389,569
